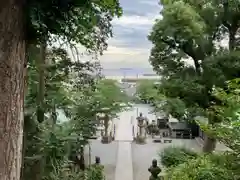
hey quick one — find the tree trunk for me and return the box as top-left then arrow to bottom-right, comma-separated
0,0 -> 26,180
36,42 -> 46,123
202,136 -> 217,153
52,106 -> 57,126
20,115 -> 30,180
33,42 -> 47,180
229,29 -> 237,51
79,146 -> 85,171
104,116 -> 109,137
193,59 -> 201,76
20,131 -> 26,180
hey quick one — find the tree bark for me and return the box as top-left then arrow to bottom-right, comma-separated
36,42 -> 46,123
0,0 -> 26,180
229,28 -> 237,51
202,116 -> 217,153
202,136 -> 217,153
104,115 -> 109,137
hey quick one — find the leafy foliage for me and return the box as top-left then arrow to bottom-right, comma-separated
148,0 -> 240,153
160,146 -> 198,168
135,80 -> 162,103
27,0 -> 122,53
93,79 -> 130,116
135,80 -> 188,120
163,70 -> 240,180
202,79 -> 240,153
2,0 -> 124,179
142,0 -> 240,179
158,98 -> 186,120
166,155 -> 235,180
23,47 -> 128,180
202,51 -> 240,88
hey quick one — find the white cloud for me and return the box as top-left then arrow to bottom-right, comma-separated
56,1 -> 162,73
139,0 -> 159,6
64,44 -> 152,69
103,46 -> 147,55
113,15 -> 152,26
102,15 -> 159,69
99,46 -> 151,69
112,14 -> 160,27
57,40 -> 152,70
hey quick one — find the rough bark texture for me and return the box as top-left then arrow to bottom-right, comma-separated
202,136 -> 217,153
36,42 -> 46,123
0,0 -> 25,180
104,115 -> 109,136
229,29 -> 237,51
29,43 -> 47,180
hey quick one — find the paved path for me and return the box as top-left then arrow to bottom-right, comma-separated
115,108 -> 135,180
115,109 -> 134,141
115,142 -> 133,180
114,104 -> 156,180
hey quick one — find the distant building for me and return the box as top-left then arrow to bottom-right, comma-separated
121,77 -> 160,83
142,73 -> 157,76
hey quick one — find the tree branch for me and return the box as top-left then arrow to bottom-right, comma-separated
161,37 -> 201,75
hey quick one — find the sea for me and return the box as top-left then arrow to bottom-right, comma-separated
101,68 -> 159,80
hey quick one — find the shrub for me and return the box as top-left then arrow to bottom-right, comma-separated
160,146 -> 198,167
48,162 -> 105,180
166,155 -> 234,180
87,164 -> 105,180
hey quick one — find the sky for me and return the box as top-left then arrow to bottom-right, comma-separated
65,0 -> 228,76
99,0 -> 162,75
60,0 -> 162,75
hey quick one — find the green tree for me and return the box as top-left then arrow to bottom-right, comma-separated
207,78 -> 240,178
23,47 -> 102,180
23,45 -> 130,180
202,79 -> 240,153
162,80 -> 240,180
148,0 -> 240,152
0,0 -> 122,179
94,79 -> 129,115
93,79 -> 129,141
136,80 -> 161,103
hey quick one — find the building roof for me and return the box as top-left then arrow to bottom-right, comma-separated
168,122 -> 190,130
